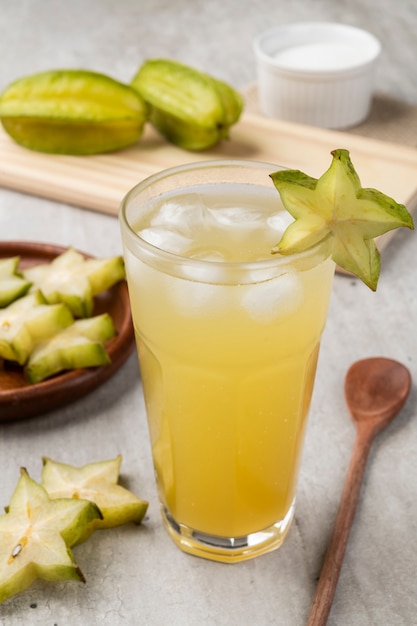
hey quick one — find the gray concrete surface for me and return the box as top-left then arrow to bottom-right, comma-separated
0,2 -> 416,625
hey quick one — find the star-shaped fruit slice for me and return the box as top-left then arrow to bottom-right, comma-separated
24,313 -> 115,383
22,248 -> 126,318
0,291 -> 74,365
41,456 -> 148,544
0,469 -> 102,604
270,149 -> 414,290
0,257 -> 32,308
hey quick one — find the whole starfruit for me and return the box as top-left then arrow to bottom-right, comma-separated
0,69 -> 148,154
131,58 -> 244,150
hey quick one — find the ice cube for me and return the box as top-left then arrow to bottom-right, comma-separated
209,206 -> 265,227
241,272 -> 303,322
266,211 -> 295,233
150,194 -> 212,236
179,253 -> 227,283
170,277 -> 228,317
139,227 -> 192,255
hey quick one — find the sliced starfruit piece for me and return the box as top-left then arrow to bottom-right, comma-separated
23,248 -> 125,318
0,468 -> 102,604
0,257 -> 32,308
24,313 -> 115,383
270,149 -> 414,290
0,291 -> 74,365
131,58 -> 243,150
0,69 -> 148,155
80,254 -> 126,296
41,455 -> 148,544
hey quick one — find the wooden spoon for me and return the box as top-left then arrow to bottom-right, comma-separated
307,357 -> 412,626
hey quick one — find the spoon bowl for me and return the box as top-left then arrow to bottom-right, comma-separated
308,357 -> 412,626
345,357 -> 412,428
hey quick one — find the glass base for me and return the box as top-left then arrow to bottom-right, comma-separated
161,500 -> 295,563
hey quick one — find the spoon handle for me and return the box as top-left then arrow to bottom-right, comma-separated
307,425 -> 375,626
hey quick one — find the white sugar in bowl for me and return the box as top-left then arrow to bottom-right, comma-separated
253,22 -> 381,129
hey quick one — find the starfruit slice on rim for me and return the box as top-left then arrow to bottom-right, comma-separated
0,469 -> 102,604
270,149 -> 414,290
0,69 -> 148,154
41,456 -> 149,544
0,257 -> 32,308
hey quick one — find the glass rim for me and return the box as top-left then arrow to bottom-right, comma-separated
119,158 -> 332,273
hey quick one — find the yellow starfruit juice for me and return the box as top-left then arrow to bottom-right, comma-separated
120,160 -> 335,562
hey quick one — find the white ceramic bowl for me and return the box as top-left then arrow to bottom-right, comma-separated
253,22 -> 381,129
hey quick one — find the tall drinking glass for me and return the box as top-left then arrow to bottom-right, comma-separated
119,160 -> 335,563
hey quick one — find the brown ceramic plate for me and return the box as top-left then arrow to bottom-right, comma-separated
0,241 -> 135,422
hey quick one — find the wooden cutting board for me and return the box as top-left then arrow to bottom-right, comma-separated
1,110 -> 416,252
